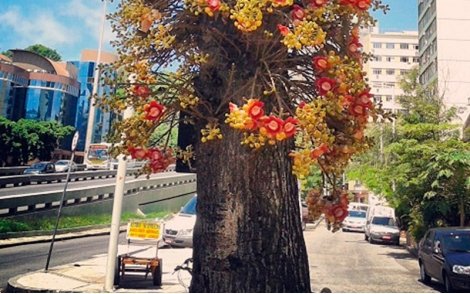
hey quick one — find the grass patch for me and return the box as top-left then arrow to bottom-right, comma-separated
0,211 -> 169,234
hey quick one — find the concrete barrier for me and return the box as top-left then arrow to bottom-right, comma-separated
0,172 -> 196,221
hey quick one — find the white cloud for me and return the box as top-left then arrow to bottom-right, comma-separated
0,6 -> 78,48
59,0 -> 116,47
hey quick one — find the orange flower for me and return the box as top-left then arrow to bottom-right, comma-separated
331,205 -> 348,222
229,102 -> 238,112
260,115 -> 284,137
277,24 -> 290,36
283,117 -> 298,138
310,143 -> 329,159
206,0 -> 221,12
356,90 -> 372,107
134,85 -> 151,98
312,56 -> 330,72
291,5 -> 306,21
246,100 -> 265,119
144,101 -> 165,121
316,77 -> 336,95
349,103 -> 365,116
348,39 -> 362,54
356,0 -> 371,10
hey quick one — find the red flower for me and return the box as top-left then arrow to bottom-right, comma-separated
206,0 -> 221,12
229,102 -> 238,112
316,77 -> 336,95
331,205 -> 348,222
312,56 -> 330,72
147,148 -> 171,173
349,103 -> 365,116
356,0 -> 371,10
348,39 -> 362,54
291,4 -> 305,20
144,101 -> 165,121
309,0 -> 329,8
134,85 -> 151,98
260,115 -> 284,137
298,101 -> 307,108
356,90 -> 372,107
128,147 -> 148,160
310,143 -> 329,159
246,100 -> 265,119
283,117 -> 298,138
277,24 -> 290,36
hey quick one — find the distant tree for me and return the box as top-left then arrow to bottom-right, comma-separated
0,50 -> 12,59
0,118 -> 74,166
24,44 -> 62,61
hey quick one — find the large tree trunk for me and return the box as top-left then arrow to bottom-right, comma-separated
190,123 -> 311,292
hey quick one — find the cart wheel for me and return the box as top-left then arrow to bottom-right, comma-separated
152,258 -> 163,286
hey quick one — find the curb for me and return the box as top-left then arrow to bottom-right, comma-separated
6,274 -> 67,293
0,226 -> 127,249
0,224 -> 112,239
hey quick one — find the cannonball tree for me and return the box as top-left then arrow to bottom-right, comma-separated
102,0 -> 386,292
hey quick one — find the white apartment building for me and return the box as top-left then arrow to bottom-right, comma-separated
418,0 -> 470,130
361,26 -> 419,113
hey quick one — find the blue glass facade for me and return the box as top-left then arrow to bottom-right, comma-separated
0,66 -> 28,120
69,61 -> 115,151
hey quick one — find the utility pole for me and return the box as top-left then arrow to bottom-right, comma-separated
84,0 -> 107,159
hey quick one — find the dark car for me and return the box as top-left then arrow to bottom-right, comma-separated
418,227 -> 470,292
23,162 -> 56,175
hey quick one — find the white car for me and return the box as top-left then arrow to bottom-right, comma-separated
342,210 -> 367,232
54,160 -> 77,172
163,195 -> 197,247
364,216 -> 400,245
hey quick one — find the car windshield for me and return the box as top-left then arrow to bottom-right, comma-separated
181,196 -> 197,215
55,161 -> 69,165
31,163 -> 46,169
349,210 -> 366,218
372,216 -> 395,226
441,232 -> 470,253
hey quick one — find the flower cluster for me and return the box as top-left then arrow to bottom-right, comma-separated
226,99 -> 298,147
306,189 -> 350,232
339,0 -> 372,11
128,147 -> 174,173
201,123 -> 223,142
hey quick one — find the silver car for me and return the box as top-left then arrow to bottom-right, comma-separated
163,195 -> 196,247
342,210 -> 367,232
54,160 -> 77,172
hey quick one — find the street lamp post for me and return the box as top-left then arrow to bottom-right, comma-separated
84,0 -> 107,158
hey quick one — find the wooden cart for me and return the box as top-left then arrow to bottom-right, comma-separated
114,219 -> 164,287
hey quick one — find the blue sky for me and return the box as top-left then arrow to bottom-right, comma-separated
0,0 -> 418,61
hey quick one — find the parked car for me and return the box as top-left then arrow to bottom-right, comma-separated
348,202 -> 369,212
163,195 -> 197,247
54,160 -> 77,172
23,162 -> 56,174
364,215 -> 400,245
418,227 -> 470,292
342,210 -> 367,232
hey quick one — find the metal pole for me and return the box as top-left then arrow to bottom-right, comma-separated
84,0 -> 107,159
45,152 -> 75,271
104,107 -> 133,291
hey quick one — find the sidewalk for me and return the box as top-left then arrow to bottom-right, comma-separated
7,244 -> 192,293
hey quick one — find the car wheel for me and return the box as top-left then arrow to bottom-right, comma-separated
369,236 -> 374,244
419,262 -> 431,284
443,272 -> 453,293
342,228 -> 347,232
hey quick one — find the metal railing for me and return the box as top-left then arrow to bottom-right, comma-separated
0,172 -> 196,219
0,165 -> 176,189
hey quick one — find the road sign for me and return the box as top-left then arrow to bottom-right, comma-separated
71,131 -> 79,152
126,220 -> 163,241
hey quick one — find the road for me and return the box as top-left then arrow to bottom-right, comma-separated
306,222 -> 441,292
1,222 -> 444,293
0,171 -> 179,198
0,233 -> 127,291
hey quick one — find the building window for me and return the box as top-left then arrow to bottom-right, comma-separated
373,56 -> 382,62
413,57 -> 419,63
373,69 -> 382,75
400,69 -> 409,75
373,43 -> 382,48
386,57 -> 393,62
400,43 -> 409,49
386,95 -> 393,102
386,43 -> 395,49
400,57 -> 409,63
386,69 -> 395,75
373,95 -> 382,102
